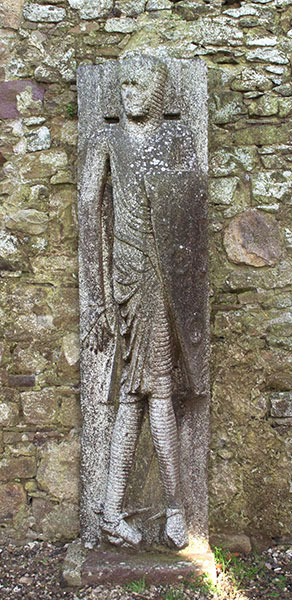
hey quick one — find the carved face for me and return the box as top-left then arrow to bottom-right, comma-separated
119,64 -> 162,119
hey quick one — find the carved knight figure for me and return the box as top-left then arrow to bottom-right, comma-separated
79,55 -> 208,551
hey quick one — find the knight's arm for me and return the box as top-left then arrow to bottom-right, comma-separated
78,130 -> 109,343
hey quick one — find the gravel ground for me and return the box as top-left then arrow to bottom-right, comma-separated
0,541 -> 291,600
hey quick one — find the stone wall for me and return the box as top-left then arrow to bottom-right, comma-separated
0,0 -> 292,549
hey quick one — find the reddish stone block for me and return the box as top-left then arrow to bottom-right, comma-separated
0,152 -> 7,166
8,374 -> 35,387
0,457 -> 36,481
0,0 -> 25,30
0,81 -> 45,119
0,482 -> 26,520
81,548 -> 216,586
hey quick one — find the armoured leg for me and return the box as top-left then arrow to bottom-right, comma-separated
149,394 -> 180,508
102,400 -> 144,547
149,394 -> 188,549
148,298 -> 188,549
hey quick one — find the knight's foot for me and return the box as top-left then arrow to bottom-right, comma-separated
164,508 -> 188,550
101,515 -> 142,548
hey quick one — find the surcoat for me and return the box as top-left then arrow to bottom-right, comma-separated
111,122 -> 197,395
85,121 -> 198,397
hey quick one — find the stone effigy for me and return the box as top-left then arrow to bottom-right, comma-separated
78,54 -> 209,553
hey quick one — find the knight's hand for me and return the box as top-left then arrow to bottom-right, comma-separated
84,312 -> 111,353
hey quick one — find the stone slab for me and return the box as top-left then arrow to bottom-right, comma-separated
81,548 -> 216,586
78,57 -> 209,549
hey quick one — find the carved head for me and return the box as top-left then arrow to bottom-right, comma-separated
118,55 -> 168,120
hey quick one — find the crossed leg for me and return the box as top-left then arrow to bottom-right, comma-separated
102,299 -> 187,548
149,377 -> 188,549
102,390 -> 187,548
102,399 -> 144,546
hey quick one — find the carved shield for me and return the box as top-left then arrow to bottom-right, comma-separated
144,171 -> 209,397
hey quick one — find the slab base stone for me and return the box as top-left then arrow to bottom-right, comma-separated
62,540 -> 216,587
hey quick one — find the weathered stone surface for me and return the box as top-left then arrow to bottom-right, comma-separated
68,0 -> 113,19
40,503 -> 80,541
147,0 -> 172,9
246,35 -> 278,47
223,210 -> 282,267
0,230 -> 30,272
21,389 -> 58,425
16,88 -> 43,116
257,149 -> 286,172
275,84 -> 292,97
209,177 -> 239,205
0,81 -> 44,120
81,548 -> 216,586
12,346 -> 49,375
31,497 -> 54,531
231,68 -> 272,92
210,147 -> 258,176
7,375 -> 35,387
4,432 -> 34,446
26,127 -> 51,152
224,256 -> 292,292
1,388 -> 19,405
62,539 -> 88,587
37,439 -> 80,502
51,119 -> 78,147
266,369 -> 292,391
50,170 -> 74,185
284,227 -> 292,252
0,483 -> 26,520
248,95 -> 278,117
116,0 -> 146,16
6,210 -> 48,235
105,17 -> 138,33
270,392 -> 292,417
34,66 -> 59,84
223,4 -> 260,17
246,48 -> 289,64
190,17 -> 244,46
78,58 -> 209,549
0,457 -> 36,481
19,150 -> 68,180
0,0 -> 25,29
252,171 -> 292,204
62,333 -> 80,366
23,3 -> 66,22
5,442 -> 35,457
59,394 -> 81,428
31,255 -> 78,285
210,91 -> 245,125
209,368 -> 291,538
0,402 -> 19,426
48,187 -> 78,251
278,98 -> 292,117
34,41 -> 76,83
231,124 -> 289,147
174,1 -> 216,20
24,117 -> 46,127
